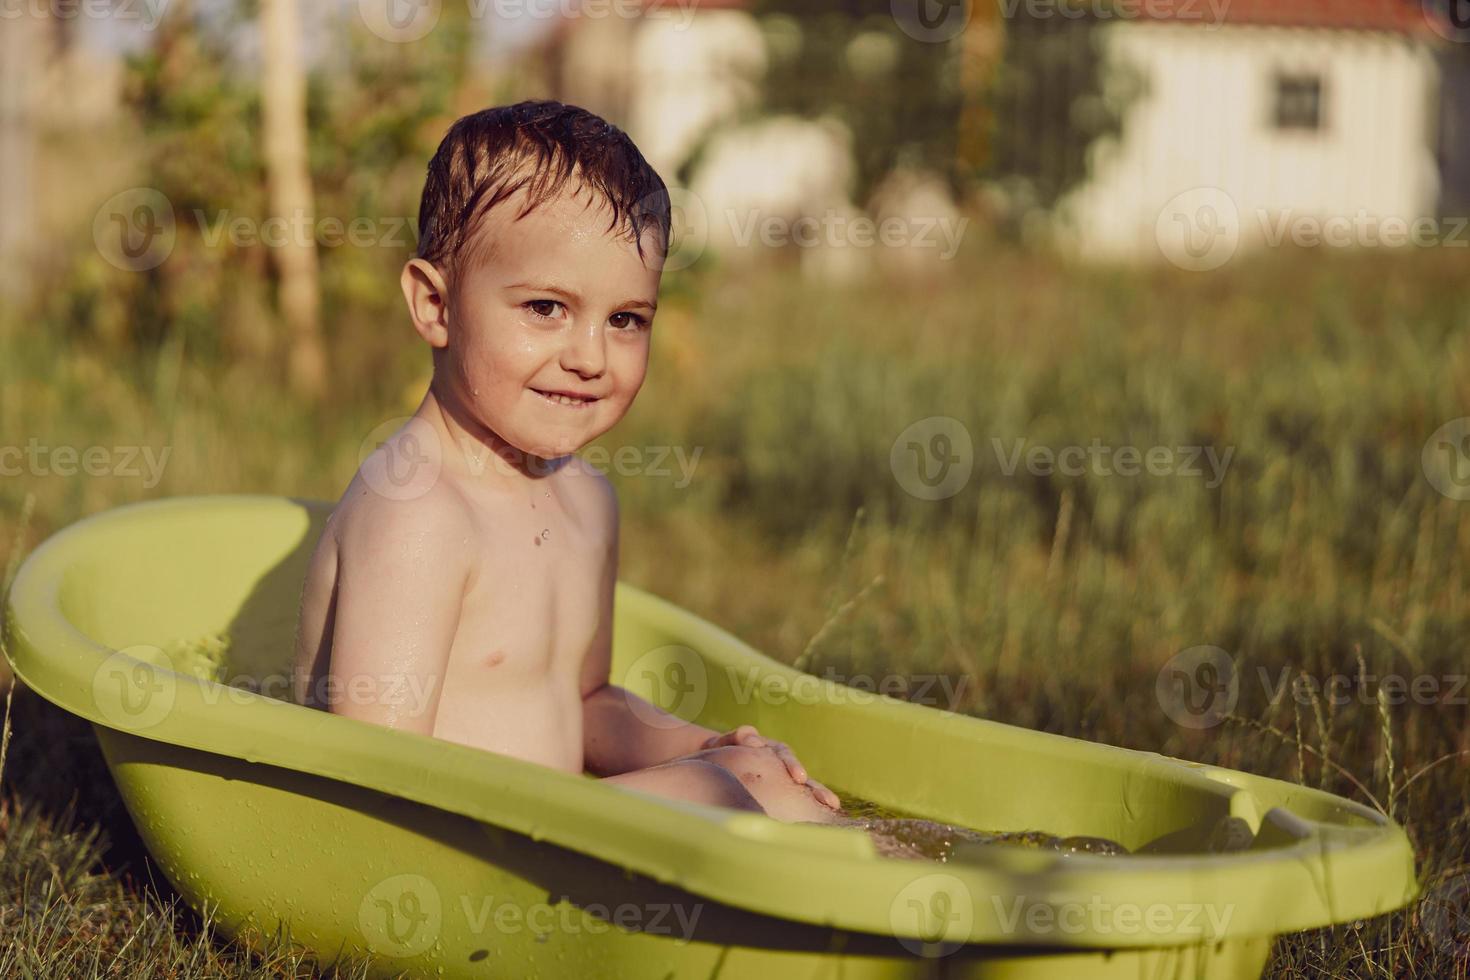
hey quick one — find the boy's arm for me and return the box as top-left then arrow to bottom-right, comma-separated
575,474 -> 839,813
577,475 -> 718,774
324,493 -> 469,734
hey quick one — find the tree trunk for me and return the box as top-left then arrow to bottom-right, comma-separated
260,0 -> 326,400
0,9 -> 42,311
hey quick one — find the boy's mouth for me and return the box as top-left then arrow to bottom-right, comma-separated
531,388 -> 599,408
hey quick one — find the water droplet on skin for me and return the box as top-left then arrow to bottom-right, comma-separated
541,528 -> 550,540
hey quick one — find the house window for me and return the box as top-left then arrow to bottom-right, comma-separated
1274,73 -> 1324,131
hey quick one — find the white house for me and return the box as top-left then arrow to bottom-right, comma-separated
1053,0 -> 1462,268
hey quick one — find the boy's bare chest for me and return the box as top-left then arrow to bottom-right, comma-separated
451,481 -> 612,680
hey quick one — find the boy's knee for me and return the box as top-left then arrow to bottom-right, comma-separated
685,759 -> 765,813
694,744 -> 790,791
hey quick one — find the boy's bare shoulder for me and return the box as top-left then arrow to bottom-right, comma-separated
563,456 -> 619,536
329,470 -> 477,569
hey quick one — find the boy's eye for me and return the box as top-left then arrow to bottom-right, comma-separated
526,299 -> 562,319
610,312 -> 651,332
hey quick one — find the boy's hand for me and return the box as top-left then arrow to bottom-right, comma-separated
700,725 -> 842,811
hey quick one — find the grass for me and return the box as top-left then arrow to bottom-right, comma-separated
1,241 -> 1468,977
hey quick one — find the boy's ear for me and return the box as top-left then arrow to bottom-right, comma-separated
400,257 -> 451,348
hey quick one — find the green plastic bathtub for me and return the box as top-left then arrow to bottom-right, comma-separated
3,495 -> 1418,979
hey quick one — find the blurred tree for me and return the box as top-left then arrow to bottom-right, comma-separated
0,9 -> 44,306
984,1 -> 1140,233
740,0 -> 968,204
261,0 -> 326,400
80,0 -> 476,401
740,0 -> 1134,233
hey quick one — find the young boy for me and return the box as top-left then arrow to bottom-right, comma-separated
291,100 -> 843,825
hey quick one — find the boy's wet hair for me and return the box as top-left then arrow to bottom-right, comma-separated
415,100 -> 671,281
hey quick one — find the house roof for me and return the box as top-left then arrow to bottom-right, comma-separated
1139,0 -> 1439,34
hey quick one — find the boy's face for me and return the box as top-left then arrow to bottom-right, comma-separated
405,180 -> 662,466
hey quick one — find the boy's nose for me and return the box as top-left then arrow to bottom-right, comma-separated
559,321 -> 606,378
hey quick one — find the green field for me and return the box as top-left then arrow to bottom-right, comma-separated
2,242 -> 1467,977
